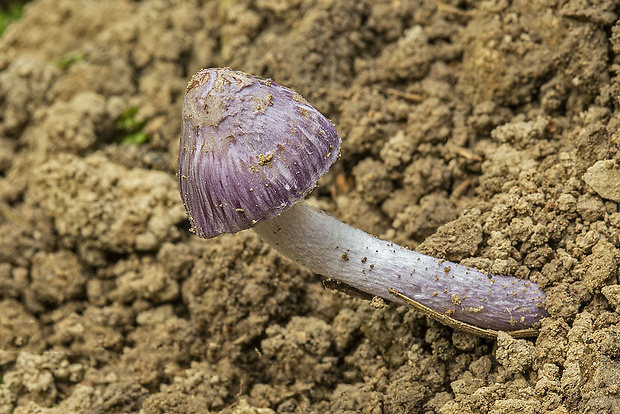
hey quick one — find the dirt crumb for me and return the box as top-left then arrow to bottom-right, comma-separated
495,332 -> 535,374
583,160 -> 620,202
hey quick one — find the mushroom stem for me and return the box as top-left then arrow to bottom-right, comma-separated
254,202 -> 547,337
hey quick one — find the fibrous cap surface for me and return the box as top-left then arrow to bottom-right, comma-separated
178,68 -> 341,238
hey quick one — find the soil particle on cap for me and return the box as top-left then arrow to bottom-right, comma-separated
257,153 -> 273,165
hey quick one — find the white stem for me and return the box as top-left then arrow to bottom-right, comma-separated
254,202 -> 547,332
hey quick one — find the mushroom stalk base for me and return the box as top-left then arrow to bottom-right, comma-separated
254,202 -> 547,337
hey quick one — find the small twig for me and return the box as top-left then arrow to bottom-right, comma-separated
386,88 -> 425,103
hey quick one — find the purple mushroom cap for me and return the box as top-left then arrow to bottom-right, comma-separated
178,68 -> 341,238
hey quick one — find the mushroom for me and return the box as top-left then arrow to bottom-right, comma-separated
178,68 -> 548,338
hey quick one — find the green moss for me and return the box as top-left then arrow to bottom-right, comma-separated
0,2 -> 26,37
116,107 -> 151,145
56,51 -> 87,70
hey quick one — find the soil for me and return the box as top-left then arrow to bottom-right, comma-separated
0,0 -> 619,413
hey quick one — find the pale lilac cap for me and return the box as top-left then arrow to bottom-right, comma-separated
178,68 -> 341,238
